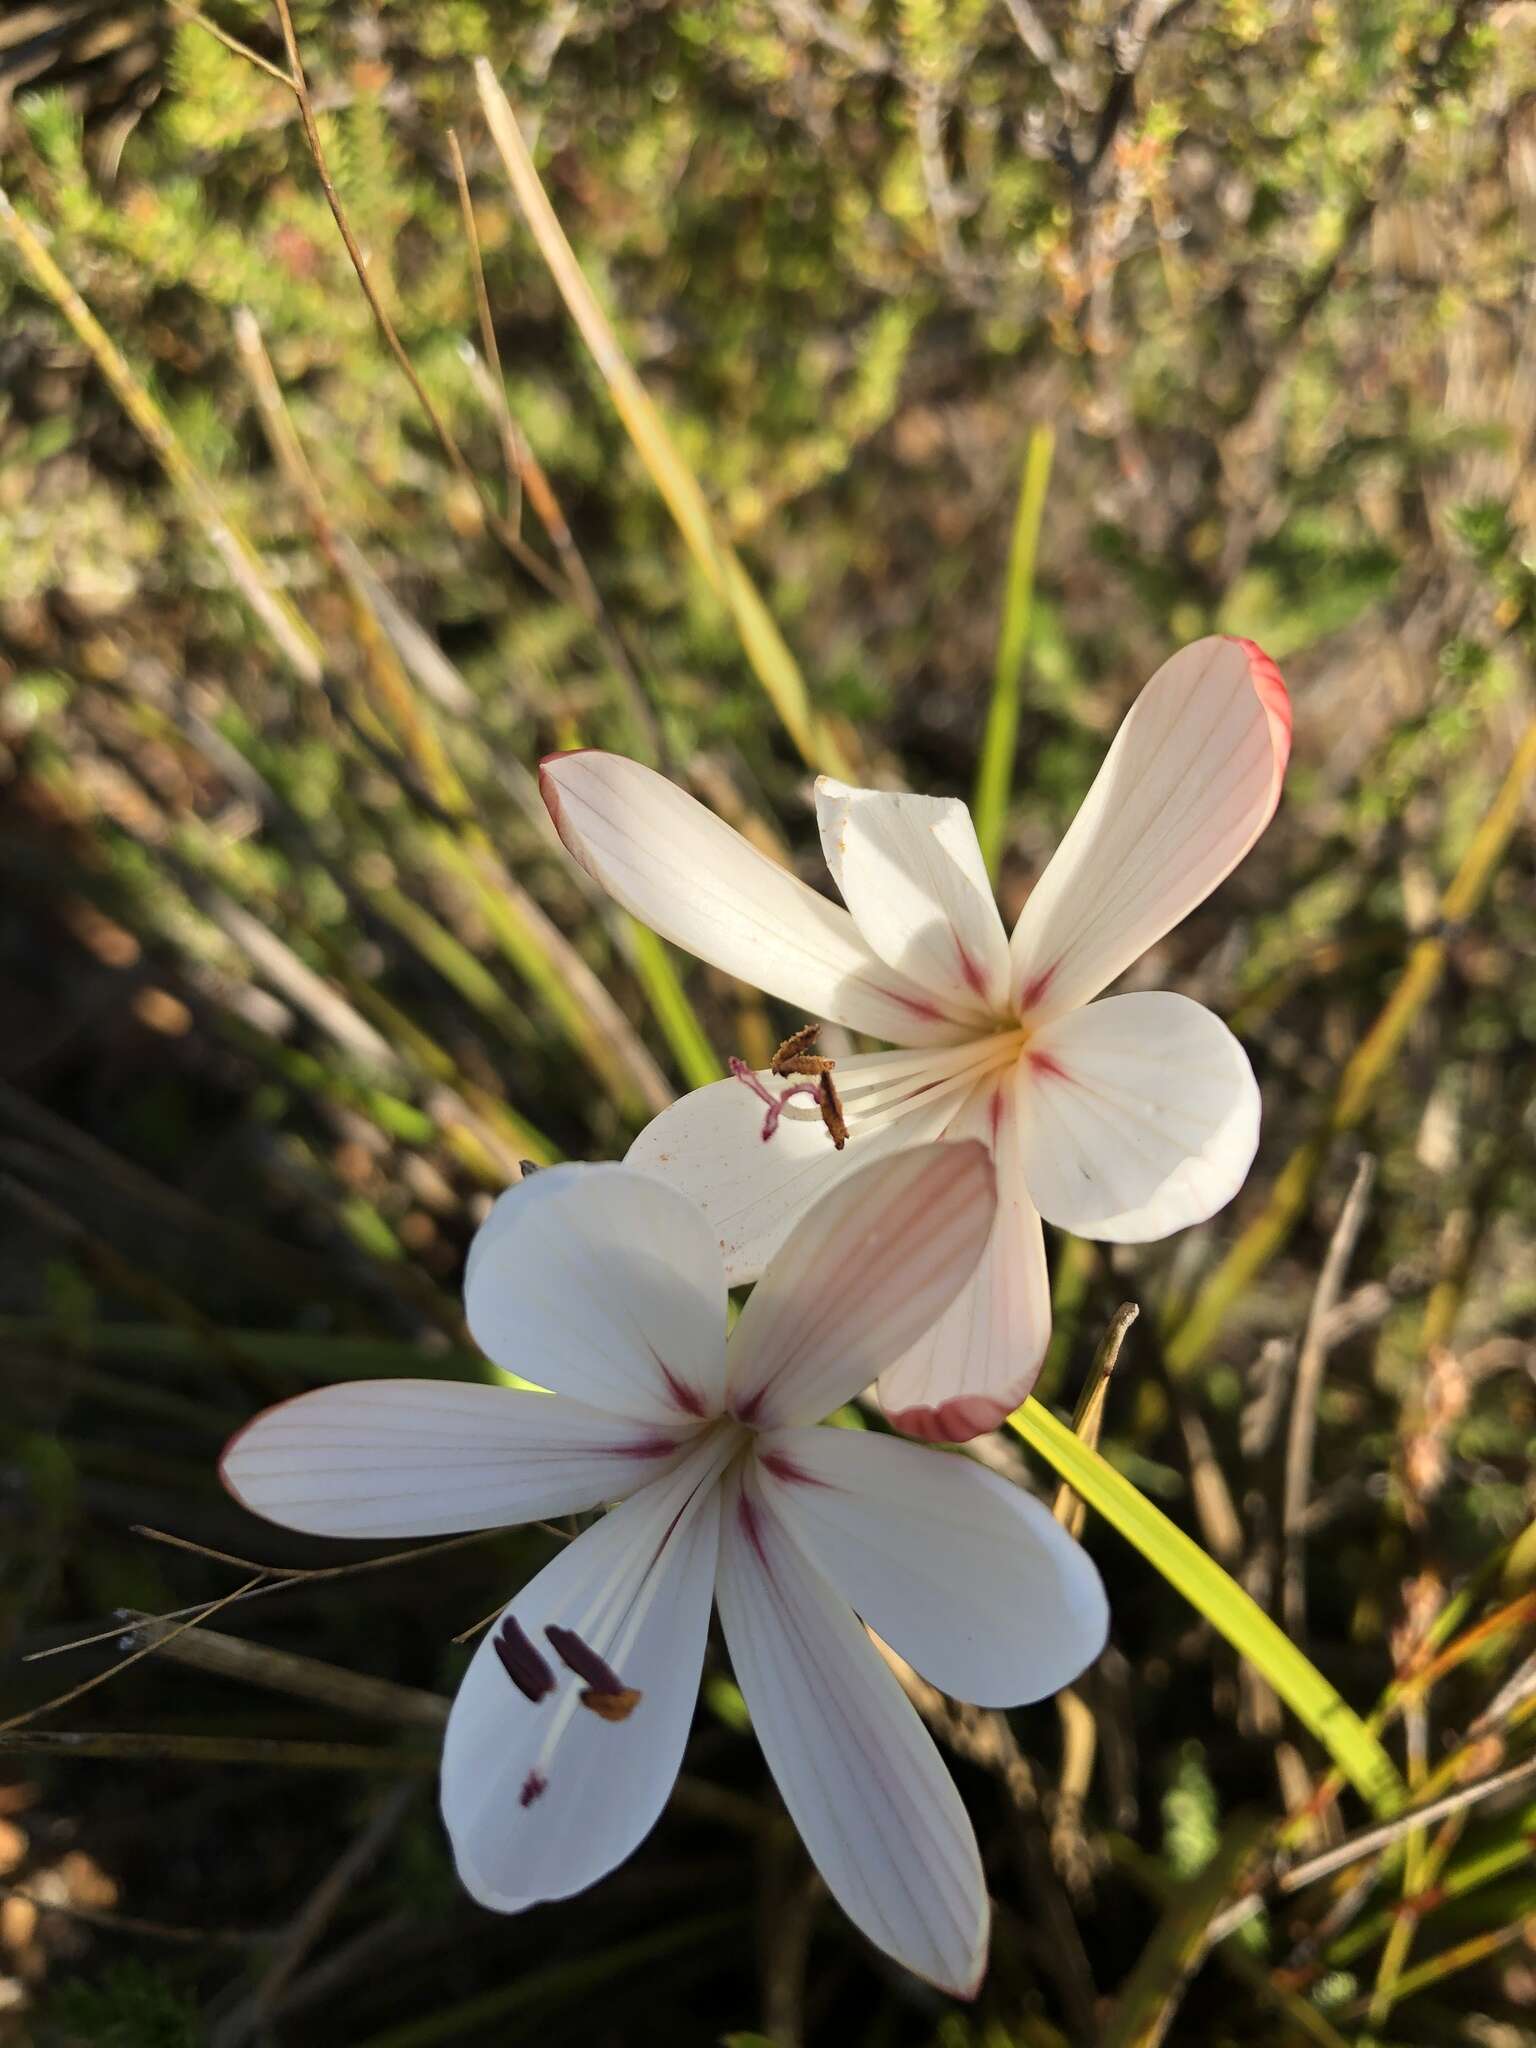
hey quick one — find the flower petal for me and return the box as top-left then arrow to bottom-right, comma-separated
626,1050 -> 971,1284
1015,991 -> 1260,1241
541,751 -> 971,1044
220,1381 -> 697,1538
440,1443 -> 723,1911
878,1073 -> 1051,1442
815,780 -> 1009,1017
716,1465 -> 988,1996
724,1140 -> 997,1428
465,1163 -> 726,1421
1008,637 -> 1291,1019
755,1426 -> 1107,1708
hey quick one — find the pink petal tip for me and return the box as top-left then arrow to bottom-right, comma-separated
537,748 -> 601,861
882,1394 -> 1013,1444
1223,636 -> 1292,778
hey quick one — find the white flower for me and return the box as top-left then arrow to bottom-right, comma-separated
220,1143 -> 1108,1997
542,635 -> 1291,1441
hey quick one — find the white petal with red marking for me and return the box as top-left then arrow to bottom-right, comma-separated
717,1466 -> 988,1994
1008,637 -> 1291,1019
540,751 -> 971,1045
626,1051 -> 969,1285
723,1141 -> 997,1428
755,1426 -> 1107,1707
220,1380 -> 695,1538
465,1164 -> 726,1422
1015,992 -> 1260,1241
878,1074 -> 1051,1442
440,1445 -> 722,1911
815,780 -> 1009,1018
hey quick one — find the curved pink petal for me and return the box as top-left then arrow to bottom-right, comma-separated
878,1073 -> 1051,1442
724,1140 -> 997,1429
220,1380 -> 695,1538
716,1464 -> 989,1995
465,1164 -> 726,1422
625,1050 -> 971,1284
541,751 -> 972,1045
440,1444 -> 722,1911
1008,637 -> 1291,1020
755,1425 -> 1108,1708
1015,992 -> 1260,1241
815,780 -> 1009,1018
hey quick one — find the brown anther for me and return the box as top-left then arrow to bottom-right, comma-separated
771,1024 -> 829,1074
579,1686 -> 644,1722
494,1616 -> 556,1702
816,1070 -> 847,1150
545,1624 -> 630,1696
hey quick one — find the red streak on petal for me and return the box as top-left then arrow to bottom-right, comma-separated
601,1435 -> 682,1460
1028,1049 -> 1070,1084
732,1387 -> 765,1427
987,1085 -> 1004,1144
759,1449 -> 833,1489
736,1490 -> 771,1569
519,1770 -> 547,1809
955,940 -> 988,1000
882,988 -> 944,1023
1223,635 -> 1293,777
1018,962 -> 1056,1014
884,1393 -> 1014,1443
651,1351 -> 707,1417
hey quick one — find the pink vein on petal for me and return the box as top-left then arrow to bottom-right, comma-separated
883,988 -> 945,1023
759,1450 -> 836,1489
1018,962 -> 1057,1015
647,1345 -> 707,1418
955,940 -> 988,1000
737,1489 -> 771,1569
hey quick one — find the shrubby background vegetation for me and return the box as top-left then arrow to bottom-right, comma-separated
1,2 -> 1534,2042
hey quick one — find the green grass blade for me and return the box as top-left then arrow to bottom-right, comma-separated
1009,1396 -> 1405,1817
1100,1814 -> 1271,2048
973,424 -> 1054,879
473,60 -> 846,780
625,920 -> 721,1093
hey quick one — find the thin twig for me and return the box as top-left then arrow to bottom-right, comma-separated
1052,1301 -> 1137,1537
217,1784 -> 419,2048
447,131 -> 660,763
269,0 -> 565,599
0,186 -> 324,685
168,0 -> 297,88
1283,1153 -> 1377,1640
0,1575 -> 268,1734
27,1526 -> 510,1663
128,1614 -> 451,1730
445,127 -> 522,520
0,1879 -> 257,1950
473,57 -> 844,778
0,1731 -> 437,1770
1206,1751 -> 1536,1943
